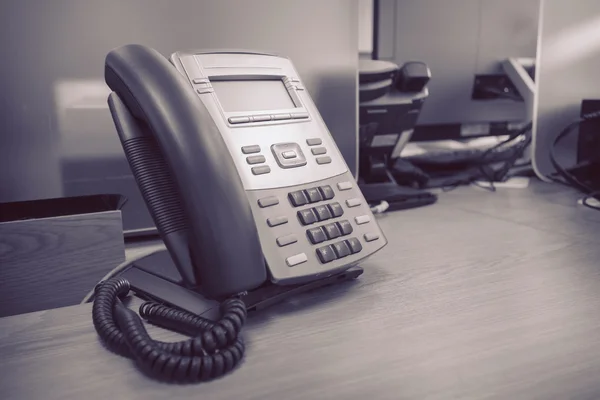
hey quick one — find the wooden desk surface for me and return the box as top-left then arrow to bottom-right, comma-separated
2,180 -> 600,400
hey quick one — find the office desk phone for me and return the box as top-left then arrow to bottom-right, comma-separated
93,44 -> 387,382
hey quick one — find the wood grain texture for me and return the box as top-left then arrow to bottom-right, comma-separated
0,211 -> 125,317
2,180 -> 600,399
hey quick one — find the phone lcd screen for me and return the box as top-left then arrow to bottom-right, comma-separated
211,79 -> 296,112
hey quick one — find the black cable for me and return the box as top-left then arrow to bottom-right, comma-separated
92,277 -> 246,383
549,110 -> 600,194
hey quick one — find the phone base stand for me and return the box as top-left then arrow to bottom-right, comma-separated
120,250 -> 364,320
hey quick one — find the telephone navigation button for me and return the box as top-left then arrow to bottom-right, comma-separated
298,209 -> 317,225
282,151 -> 297,159
306,138 -> 322,146
246,155 -> 266,165
346,238 -> 363,254
316,245 -> 337,263
258,196 -> 279,208
311,147 -> 327,155
288,190 -> 308,207
277,234 -> 298,247
267,216 -> 288,227
316,156 -> 332,165
304,188 -> 323,203
286,253 -> 308,267
318,185 -> 335,200
242,145 -> 261,154
307,227 -> 327,244
252,165 -> 271,175
364,232 -> 380,242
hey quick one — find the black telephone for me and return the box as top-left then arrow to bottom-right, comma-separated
92,44 -> 387,382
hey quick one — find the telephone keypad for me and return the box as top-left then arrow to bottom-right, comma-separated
252,165 -> 271,175
346,238 -> 363,254
337,220 -> 353,235
313,205 -> 332,221
289,190 -> 308,207
258,196 -> 279,208
307,227 -> 327,244
327,202 -> 344,218
286,253 -> 308,267
298,209 -> 317,225
318,185 -> 335,200
277,234 -> 298,247
316,245 -> 336,263
332,241 -> 351,258
323,223 -> 341,240
246,155 -> 266,165
241,145 -> 261,154
304,188 -> 323,203
267,216 -> 288,227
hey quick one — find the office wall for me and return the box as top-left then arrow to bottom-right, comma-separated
0,0 -> 359,233
358,0 -> 374,56
532,0 -> 600,180
376,0 -> 539,126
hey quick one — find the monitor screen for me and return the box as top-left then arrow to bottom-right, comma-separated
211,79 -> 296,112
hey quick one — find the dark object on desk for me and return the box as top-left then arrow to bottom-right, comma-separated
396,61 -> 431,93
359,182 -> 437,211
0,194 -> 126,317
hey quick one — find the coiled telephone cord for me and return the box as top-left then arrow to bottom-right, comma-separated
92,277 -> 247,382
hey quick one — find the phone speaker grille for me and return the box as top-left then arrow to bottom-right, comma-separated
122,137 -> 188,235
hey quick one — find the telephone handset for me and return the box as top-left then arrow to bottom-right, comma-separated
92,44 -> 386,382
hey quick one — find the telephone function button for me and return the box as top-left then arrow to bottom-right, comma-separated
337,181 -> 353,191
267,216 -> 288,227
304,187 -> 323,203
291,112 -> 309,119
246,155 -> 266,165
277,234 -> 298,247
286,253 -> 308,267
251,115 -> 271,122
251,165 -> 271,175
242,145 -> 261,154
364,232 -> 380,242
316,156 -> 332,165
298,209 -> 318,225
197,88 -> 214,94
229,116 -> 250,124
316,245 -> 336,264
307,227 -> 327,244
306,138 -> 322,146
323,223 -> 341,240
257,196 -> 279,208
289,190 -> 308,207
272,113 -> 291,121
337,220 -> 353,236
313,205 -> 332,221
355,215 -> 371,225
318,185 -> 335,200
192,78 -> 209,84
346,238 -> 363,254
328,202 -> 344,218
332,241 -> 351,258
311,147 -> 327,156
346,198 -> 362,208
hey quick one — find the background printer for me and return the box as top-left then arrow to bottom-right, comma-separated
358,59 -> 437,211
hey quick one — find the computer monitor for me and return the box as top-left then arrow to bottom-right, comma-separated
532,0 -> 600,184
